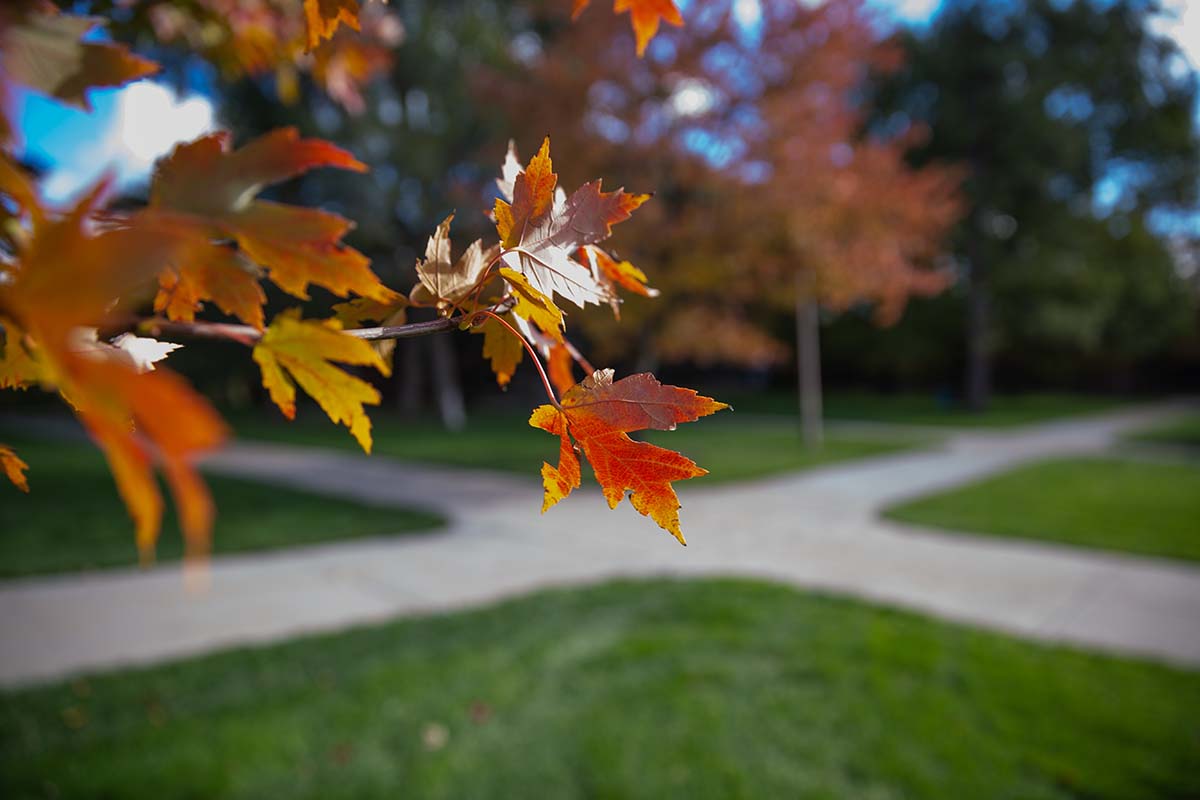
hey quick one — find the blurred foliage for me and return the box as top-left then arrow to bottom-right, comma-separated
94,0 -> 1200,400
870,0 -> 1199,391
486,0 -> 961,371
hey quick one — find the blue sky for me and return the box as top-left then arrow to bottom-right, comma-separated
16,80 -> 215,201
16,0 -> 1199,203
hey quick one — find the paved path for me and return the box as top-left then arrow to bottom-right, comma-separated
2,402 -> 1199,686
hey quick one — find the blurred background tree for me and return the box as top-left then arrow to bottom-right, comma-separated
870,0 -> 1200,409
488,0 -> 962,444
78,0 -> 1200,427
119,0 -> 528,427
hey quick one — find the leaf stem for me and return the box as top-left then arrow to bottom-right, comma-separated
476,309 -> 561,409
459,249 -> 508,316
562,337 -> 596,376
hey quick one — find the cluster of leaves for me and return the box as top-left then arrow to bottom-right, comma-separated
0,0 -> 718,559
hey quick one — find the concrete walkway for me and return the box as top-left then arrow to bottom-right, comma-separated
2,402 -> 1198,686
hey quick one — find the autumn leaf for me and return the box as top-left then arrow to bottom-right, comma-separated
66,356 -> 227,560
150,129 -> 391,304
494,138 -> 649,309
154,244 -> 267,330
0,318 -> 45,389
493,140 -> 525,209
547,343 -> 576,397
500,267 -> 564,342
331,291 -> 408,328
495,139 -> 557,249
331,290 -> 408,367
1,444 -> 29,492
303,0 -> 361,51
0,181 -> 190,353
530,369 -> 727,543
411,214 -> 499,312
69,329 -> 182,373
0,176 -> 227,558
571,0 -> 683,57
109,334 -> 183,372
253,309 -> 389,453
582,245 -> 659,318
0,8 -> 158,110
473,313 -> 524,388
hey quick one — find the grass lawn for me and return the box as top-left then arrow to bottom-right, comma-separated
1129,411 -> 1200,449
719,390 -> 1126,427
232,411 -> 923,484
885,456 -> 1200,562
0,438 -> 444,579
1,578 -> 1196,799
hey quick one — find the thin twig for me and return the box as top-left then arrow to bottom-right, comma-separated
136,299 -> 515,346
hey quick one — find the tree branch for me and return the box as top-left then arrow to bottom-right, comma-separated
136,299 -> 515,346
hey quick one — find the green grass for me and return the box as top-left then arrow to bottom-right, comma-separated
232,410 -> 923,484
1129,411 -> 1200,449
721,390 -> 1125,427
1,578 -> 1196,799
885,456 -> 1200,562
0,438 -> 444,579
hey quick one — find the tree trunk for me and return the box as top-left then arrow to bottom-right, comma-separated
964,244 -> 992,412
429,334 -> 467,431
795,271 -> 824,449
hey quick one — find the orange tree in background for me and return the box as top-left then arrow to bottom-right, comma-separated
747,1 -> 963,446
489,0 -> 962,445
0,0 -> 725,558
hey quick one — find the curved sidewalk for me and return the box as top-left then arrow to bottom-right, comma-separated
2,402 -> 1198,686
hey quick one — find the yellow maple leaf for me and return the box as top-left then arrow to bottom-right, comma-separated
500,267 -> 564,342
252,309 -> 390,453
331,291 -> 408,368
473,313 -> 524,388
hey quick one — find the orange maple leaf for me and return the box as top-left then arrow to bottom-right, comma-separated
582,244 -> 659,318
303,0 -> 362,51
496,138 -> 557,249
154,244 -> 267,330
0,321 -> 43,389
0,177 -> 227,559
67,356 -> 227,560
0,8 -> 158,112
494,137 -> 649,309
547,343 -> 576,397
572,0 -> 684,57
1,443 -> 29,492
150,129 -> 390,314
530,369 -> 727,543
